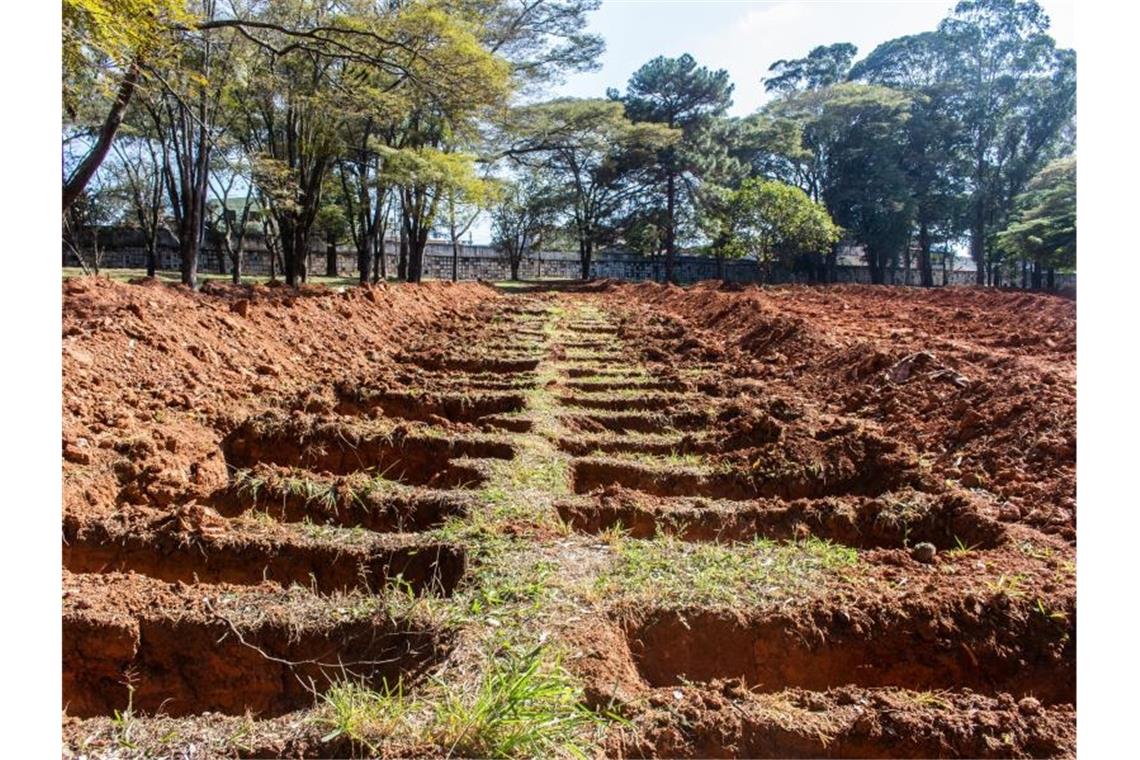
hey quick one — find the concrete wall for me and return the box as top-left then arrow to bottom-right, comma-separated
63,235 -> 1076,290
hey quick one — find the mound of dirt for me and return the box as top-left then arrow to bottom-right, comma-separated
62,278 -> 499,520
605,281 -> 1075,537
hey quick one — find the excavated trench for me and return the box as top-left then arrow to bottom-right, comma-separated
222,419 -> 513,485
63,286 -> 1076,758
212,476 -> 472,533
63,521 -> 466,595
569,456 -> 915,501
622,605 -> 1075,705
336,389 -> 528,423
64,611 -> 449,718
554,492 -> 1007,550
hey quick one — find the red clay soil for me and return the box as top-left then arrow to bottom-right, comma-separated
601,281 -> 1076,539
62,277 -> 499,521
62,277 -> 1076,759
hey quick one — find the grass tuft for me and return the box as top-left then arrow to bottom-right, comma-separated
316,646 -> 608,758
598,535 -> 858,608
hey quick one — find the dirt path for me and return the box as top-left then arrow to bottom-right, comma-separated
63,284 -> 1075,758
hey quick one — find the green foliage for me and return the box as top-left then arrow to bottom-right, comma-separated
317,646 -> 607,758
712,178 -> 840,269
599,535 -> 858,608
746,82 -> 914,280
504,98 -> 679,273
433,645 -> 604,758
936,0 -> 1075,277
610,54 -> 737,265
764,42 -> 858,96
995,157 -> 1075,270
491,171 -> 560,277
62,0 -> 188,114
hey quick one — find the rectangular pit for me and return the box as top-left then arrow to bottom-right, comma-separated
625,605 -> 1074,705
64,520 -> 467,596
64,605 -> 449,718
223,417 -> 513,484
337,389 -> 527,423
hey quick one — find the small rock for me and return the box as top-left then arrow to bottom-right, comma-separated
1018,696 -> 1041,715
231,299 -> 251,317
911,542 -> 937,564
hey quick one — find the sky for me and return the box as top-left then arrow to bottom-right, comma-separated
551,0 -> 1076,117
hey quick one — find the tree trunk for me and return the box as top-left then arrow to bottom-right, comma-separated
664,171 -> 677,284
397,226 -> 408,281
1047,266 -> 1055,291
866,250 -> 883,285
179,202 -> 203,288
918,223 -> 933,287
231,248 -> 241,284
1032,258 -> 1042,290
63,62 -> 141,213
970,199 -> 986,285
326,241 -> 338,278
579,239 -> 592,280
358,231 -> 372,285
374,233 -> 384,283
283,236 -> 297,286
451,236 -> 460,282
410,227 -> 429,283
145,238 -> 157,279
717,251 -> 725,283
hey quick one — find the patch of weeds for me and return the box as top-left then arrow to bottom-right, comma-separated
466,558 -> 557,620
1016,540 -> 1056,561
232,468 -> 266,503
1035,597 -> 1069,623
909,690 -> 953,709
598,521 -> 630,549
945,536 -> 981,559
109,685 -> 138,750
598,535 -> 858,608
433,644 -> 608,758
984,573 -> 1026,599
610,450 -> 706,468
318,678 -> 416,754
298,517 -> 368,544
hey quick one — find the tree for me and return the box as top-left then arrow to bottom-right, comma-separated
937,0 -> 1074,284
381,147 -> 497,283
491,174 -> 557,281
444,177 -> 497,283
711,178 -> 840,281
851,32 -> 967,287
749,83 -> 915,282
995,156 -> 1074,289
610,54 -> 734,282
144,0 -> 240,288
820,86 -> 915,284
764,42 -> 857,97
62,0 -> 188,212
107,131 -> 166,277
231,1 -> 510,287
474,0 -> 605,87
205,168 -> 255,284
504,98 -> 678,278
